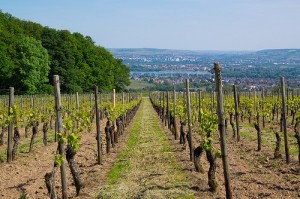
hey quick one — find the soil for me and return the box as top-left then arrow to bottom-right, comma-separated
0,117 -> 135,198
162,118 -> 300,198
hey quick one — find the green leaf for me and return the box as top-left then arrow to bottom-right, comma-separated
55,154 -> 64,166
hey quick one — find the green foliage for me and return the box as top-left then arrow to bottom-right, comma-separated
176,98 -> 188,122
105,99 -> 141,122
15,36 -> 50,94
0,10 -> 130,93
151,91 -> 223,157
7,105 -> 24,128
26,110 -> 40,126
114,59 -> 131,92
200,137 -> 213,151
199,112 -> 218,137
67,133 -> 80,151
55,154 -> 64,167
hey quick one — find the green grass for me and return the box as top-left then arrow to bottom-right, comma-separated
98,98 -> 194,199
107,114 -> 142,184
127,80 -> 155,90
107,159 -> 129,185
240,131 -> 256,141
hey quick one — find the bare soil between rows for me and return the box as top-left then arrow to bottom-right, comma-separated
0,117 -> 136,198
160,117 -> 300,198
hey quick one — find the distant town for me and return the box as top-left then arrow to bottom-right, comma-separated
109,48 -> 300,91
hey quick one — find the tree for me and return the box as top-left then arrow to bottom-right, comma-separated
114,59 -> 130,92
0,11 -> 131,93
0,42 -> 14,90
14,36 -> 50,94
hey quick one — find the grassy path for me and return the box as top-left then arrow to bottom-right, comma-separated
98,98 -> 194,199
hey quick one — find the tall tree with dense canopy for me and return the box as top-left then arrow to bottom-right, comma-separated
0,10 -> 130,94
14,36 -> 50,94
114,59 -> 130,92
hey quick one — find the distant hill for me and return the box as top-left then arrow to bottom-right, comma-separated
109,48 -> 300,60
109,48 -> 300,82
108,48 -> 251,56
255,49 -> 300,61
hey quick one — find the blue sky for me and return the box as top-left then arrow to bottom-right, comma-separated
1,0 -> 300,51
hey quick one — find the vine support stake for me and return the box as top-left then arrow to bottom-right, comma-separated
122,92 -> 126,128
286,85 -> 289,114
112,89 -> 116,132
262,87 -> 265,128
76,92 -> 79,109
112,89 -> 116,108
214,63 -> 233,199
166,91 -> 170,128
89,93 -> 93,109
185,79 -> 194,162
280,77 -> 290,164
173,86 -> 178,140
233,85 -> 240,142
198,90 -> 202,123
94,85 -> 102,165
53,75 -> 68,199
7,87 -> 14,163
254,90 -> 257,112
162,92 -> 165,123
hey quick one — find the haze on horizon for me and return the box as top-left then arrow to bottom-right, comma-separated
1,0 -> 300,51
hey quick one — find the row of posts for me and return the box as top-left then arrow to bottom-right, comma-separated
153,65 -> 292,199
4,75 -> 132,199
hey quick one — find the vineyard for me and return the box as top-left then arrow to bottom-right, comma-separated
149,64 -> 300,198
0,64 -> 300,198
0,76 -> 142,198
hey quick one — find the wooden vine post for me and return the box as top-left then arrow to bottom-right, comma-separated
94,85 -> 102,165
233,85 -> 240,142
122,92 -> 126,127
162,92 -> 165,123
254,90 -> 257,112
7,87 -> 14,163
76,92 -> 79,109
159,92 -> 162,119
185,79 -> 194,161
53,75 -> 68,198
212,90 -> 215,109
20,97 -> 23,110
280,77 -> 290,164
173,86 -> 178,140
286,86 -> 289,115
262,87 -> 265,128
167,91 -> 170,128
113,89 -> 116,108
75,92 -> 80,129
30,95 -> 34,109
100,93 -> 103,120
214,63 -> 233,199
89,93 -> 93,109
112,89 -> 117,138
198,90 -> 202,123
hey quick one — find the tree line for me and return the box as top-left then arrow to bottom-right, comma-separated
0,11 -> 130,94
